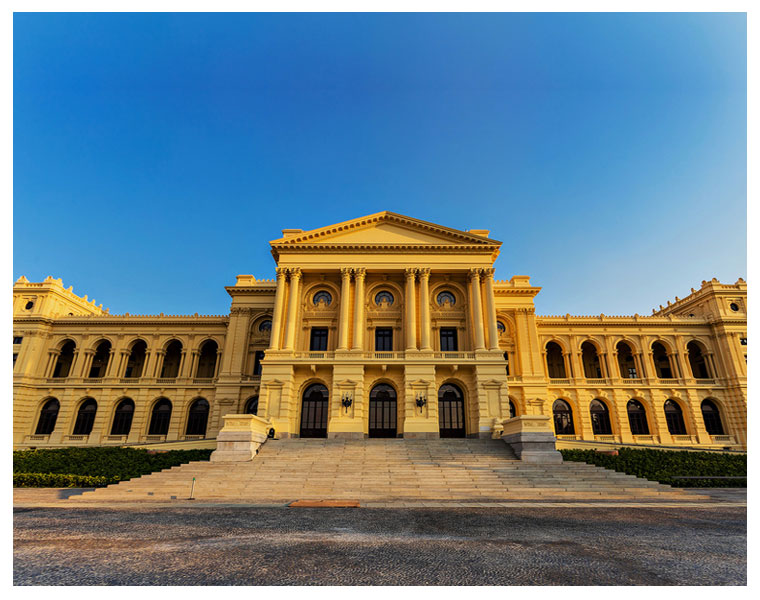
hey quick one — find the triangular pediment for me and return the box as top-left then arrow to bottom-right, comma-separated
270,212 -> 501,248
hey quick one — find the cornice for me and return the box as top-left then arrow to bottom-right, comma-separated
272,243 -> 499,254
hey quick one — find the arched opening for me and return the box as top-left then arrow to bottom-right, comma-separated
652,342 -> 673,378
509,400 -> 517,419
35,398 -> 60,435
616,342 -> 637,379
110,399 -> 135,436
627,399 -> 650,435
160,341 -> 182,378
369,383 -> 397,438
124,341 -> 147,378
438,383 -> 466,438
300,383 -> 329,438
72,398 -> 97,435
664,400 -> 687,435
52,341 -> 75,378
148,398 -> 172,435
186,398 -> 209,436
88,341 -> 111,378
581,341 -> 602,378
195,340 -> 218,378
245,396 -> 259,415
545,342 -> 566,378
687,341 -> 711,379
701,399 -> 725,435
589,399 -> 612,435
552,399 -> 574,435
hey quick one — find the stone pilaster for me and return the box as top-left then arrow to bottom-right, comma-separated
404,268 -> 417,350
482,267 -> 499,351
468,268 -> 486,350
283,268 -> 302,351
418,268 -> 432,351
268,267 -> 288,350
338,267 -> 352,350
352,267 -> 366,350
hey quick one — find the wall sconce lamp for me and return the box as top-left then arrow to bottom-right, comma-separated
341,393 -> 353,413
415,393 -> 427,413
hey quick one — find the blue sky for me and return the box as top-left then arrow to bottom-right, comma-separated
13,13 -> 746,317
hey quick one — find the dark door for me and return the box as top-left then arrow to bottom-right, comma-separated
300,384 -> 329,438
369,384 -> 397,438
438,383 -> 466,437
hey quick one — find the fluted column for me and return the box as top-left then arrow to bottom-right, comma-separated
468,269 -> 486,350
283,268 -> 302,351
404,268 -> 417,350
338,267 -> 353,350
482,267 -> 499,350
352,267 -> 366,350
418,268 -> 432,350
268,267 -> 288,350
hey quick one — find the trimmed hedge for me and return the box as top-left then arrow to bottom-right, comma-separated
13,447 -> 213,486
14,472 -> 115,488
560,448 -> 746,488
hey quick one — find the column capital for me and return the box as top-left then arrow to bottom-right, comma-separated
340,267 -> 353,278
404,267 -> 417,279
417,267 -> 431,278
275,267 -> 288,279
288,267 -> 302,279
468,268 -> 482,281
481,267 -> 495,278
354,267 -> 367,278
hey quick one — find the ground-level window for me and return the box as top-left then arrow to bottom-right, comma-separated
72,399 -> 97,435
149,399 -> 172,435
111,399 -> 135,436
186,399 -> 209,436
35,399 -> 60,435
552,399 -> 574,435
589,399 -> 612,435
245,396 -> 259,415
627,400 -> 650,435
701,399 -> 724,435
664,399 -> 687,435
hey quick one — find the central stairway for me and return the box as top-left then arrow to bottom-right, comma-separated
70,439 -> 708,503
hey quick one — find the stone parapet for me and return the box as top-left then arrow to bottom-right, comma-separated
501,415 -> 563,463
210,414 -> 273,463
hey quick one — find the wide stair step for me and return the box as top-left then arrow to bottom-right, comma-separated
70,439 -> 711,502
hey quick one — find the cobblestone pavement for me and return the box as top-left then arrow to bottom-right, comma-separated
14,505 -> 745,585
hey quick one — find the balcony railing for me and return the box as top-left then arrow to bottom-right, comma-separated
711,435 -> 734,444
548,378 -> 571,385
433,352 -> 477,360
671,435 -> 697,444
621,378 -> 643,384
586,378 -> 609,385
696,379 -> 717,385
156,378 -> 176,384
193,377 -> 215,384
658,378 -> 680,385
120,377 -> 140,384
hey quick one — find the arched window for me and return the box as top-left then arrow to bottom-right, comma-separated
701,399 -> 725,435
616,342 -> 637,379
581,342 -> 602,378
652,342 -> 673,378
300,383 -> 329,438
35,399 -> 59,435
552,400 -> 574,435
313,290 -> 332,306
52,340 -> 75,378
186,398 -> 209,436
88,341 -> 111,378
72,398 -> 97,435
497,321 -> 506,334
545,342 -> 566,378
369,383 -> 397,438
195,340 -> 218,378
436,291 -> 456,307
148,398 -> 172,435
245,396 -> 259,415
687,341 -> 711,379
124,340 -> 147,378
160,341 -> 182,378
509,400 -> 517,419
664,400 -> 687,435
110,399 -> 135,436
589,399 -> 612,435
438,383 -> 465,437
627,400 -> 650,435
375,291 -> 394,306
258,319 -> 272,332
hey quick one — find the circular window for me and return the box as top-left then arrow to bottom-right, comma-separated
497,321 -> 506,333
313,291 -> 332,306
437,291 -> 456,307
25,301 -> 34,310
730,303 -> 739,312
258,319 -> 272,332
375,291 -> 394,306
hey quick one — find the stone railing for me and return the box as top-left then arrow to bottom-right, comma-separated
585,378 -> 609,385
696,379 -> 717,385
433,352 -> 477,360
548,378 -> 571,385
658,378 -> 680,385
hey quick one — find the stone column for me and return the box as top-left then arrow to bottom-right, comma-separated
283,268 -> 302,351
468,269 -> 486,350
116,350 -> 130,378
178,349 -> 189,378
44,350 -> 59,378
105,348 -> 118,378
352,268 -> 366,350
338,267 -> 353,350
482,268 -> 499,350
154,350 -> 166,378
634,352 -> 646,378
188,350 -> 199,378
404,268 -> 417,351
418,268 -> 432,351
268,267 -> 288,350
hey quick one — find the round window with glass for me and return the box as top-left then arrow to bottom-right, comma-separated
313,290 -> 333,306
258,319 -> 272,332
375,291 -> 394,306
497,321 -> 506,334
436,291 -> 456,307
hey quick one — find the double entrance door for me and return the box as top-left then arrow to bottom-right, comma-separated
368,384 -> 397,438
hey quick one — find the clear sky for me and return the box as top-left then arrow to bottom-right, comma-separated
13,12 -> 746,317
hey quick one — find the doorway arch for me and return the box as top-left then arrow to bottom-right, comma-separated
300,383 -> 329,438
369,383 -> 397,438
438,383 -> 466,438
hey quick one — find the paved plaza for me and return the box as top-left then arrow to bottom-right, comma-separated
14,500 -> 746,585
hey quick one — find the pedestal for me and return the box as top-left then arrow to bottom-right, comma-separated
501,415 -> 563,463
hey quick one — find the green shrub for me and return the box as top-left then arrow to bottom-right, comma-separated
13,447 -> 213,483
13,472 -> 116,488
560,448 -> 746,487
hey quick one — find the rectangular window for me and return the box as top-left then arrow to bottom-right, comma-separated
440,328 -> 458,352
253,350 -> 266,375
13,353 -> 18,369
628,367 -> 638,378
310,328 -> 328,351
13,336 -> 23,344
504,352 -> 510,376
375,328 -> 393,352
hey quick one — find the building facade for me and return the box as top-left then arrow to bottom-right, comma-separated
13,212 -> 747,450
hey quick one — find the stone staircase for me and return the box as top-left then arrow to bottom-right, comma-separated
70,438 -> 709,503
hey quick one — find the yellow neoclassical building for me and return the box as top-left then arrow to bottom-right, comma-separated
12,212 -> 747,451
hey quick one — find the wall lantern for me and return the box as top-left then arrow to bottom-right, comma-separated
341,393 -> 353,413
415,393 -> 427,413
